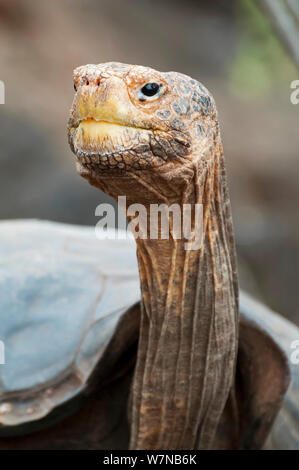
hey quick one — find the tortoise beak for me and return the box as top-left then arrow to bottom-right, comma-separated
68,76 -> 136,131
67,77 -> 154,157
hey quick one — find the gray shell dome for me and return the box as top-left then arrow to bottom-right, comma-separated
0,220 -> 139,433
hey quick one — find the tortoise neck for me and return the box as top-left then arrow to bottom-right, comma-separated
129,152 -> 239,450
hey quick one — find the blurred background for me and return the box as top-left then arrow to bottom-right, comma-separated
0,0 -> 298,323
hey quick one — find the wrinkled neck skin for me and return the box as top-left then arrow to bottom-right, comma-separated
89,128 -> 239,450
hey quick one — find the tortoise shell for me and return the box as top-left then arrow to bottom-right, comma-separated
0,219 -> 139,435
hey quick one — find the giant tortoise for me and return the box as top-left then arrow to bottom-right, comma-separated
0,62 -> 298,449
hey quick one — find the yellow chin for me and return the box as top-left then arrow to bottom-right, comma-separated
74,118 -> 152,155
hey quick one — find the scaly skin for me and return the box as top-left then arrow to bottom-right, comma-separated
68,62 -> 239,450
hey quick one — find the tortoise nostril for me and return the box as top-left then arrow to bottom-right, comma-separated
86,80 -> 89,85
97,80 -> 100,86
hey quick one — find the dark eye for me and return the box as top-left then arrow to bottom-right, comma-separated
74,83 -> 77,92
140,83 -> 161,99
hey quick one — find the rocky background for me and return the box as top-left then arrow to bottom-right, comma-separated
0,0 -> 298,323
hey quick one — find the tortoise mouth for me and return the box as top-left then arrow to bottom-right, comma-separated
69,118 -> 170,172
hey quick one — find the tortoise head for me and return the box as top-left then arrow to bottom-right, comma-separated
67,62 -> 219,204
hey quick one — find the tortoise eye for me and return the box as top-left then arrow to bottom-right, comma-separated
74,83 -> 77,92
141,83 -> 160,97
139,83 -> 162,101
